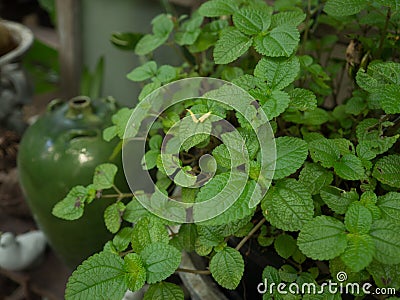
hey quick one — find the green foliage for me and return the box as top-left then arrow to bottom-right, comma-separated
56,0 -> 400,298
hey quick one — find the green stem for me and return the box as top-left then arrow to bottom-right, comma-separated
102,193 -> 134,199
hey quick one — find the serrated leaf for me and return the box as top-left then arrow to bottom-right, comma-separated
370,220 -> 400,264
324,0 -> 367,16
113,227 -> 134,252
298,216 -> 347,260
124,253 -> 146,292
139,81 -> 161,102
288,88 -> 317,111
274,137 -> 308,180
171,224 -> 198,252
299,163 -> 333,195
93,163 -> 118,190
254,56 -> 300,90
212,144 -> 231,169
320,186 -> 358,214
279,264 -> 297,282
254,25 -> 300,57
344,203 -> 372,234
175,15 -> 203,46
196,175 -> 259,226
143,282 -> 184,300
141,149 -> 160,170
373,155 -> 400,188
270,10 -> 306,27
196,225 -> 224,247
65,251 -> 127,300
52,186 -> 89,220
210,247 -> 244,290
233,7 -> 272,35
260,90 -> 290,119
198,0 -> 238,17
123,198 -> 151,223
149,135 -> 163,150
140,243 -> 181,284
274,234 -> 297,259
261,179 -> 314,231
179,115 -> 211,151
377,192 -> 400,224
111,107 -> 133,139
341,234 -> 374,272
375,0 -> 400,10
156,65 -> 177,83
126,61 -> 157,82
131,217 -> 169,253
333,154 -> 365,180
104,202 -> 125,234
367,260 -> 400,289
214,27 -> 252,64
283,108 -> 329,126
308,138 -> 340,168
380,84 -> 400,114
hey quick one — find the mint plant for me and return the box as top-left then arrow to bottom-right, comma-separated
53,0 -> 400,299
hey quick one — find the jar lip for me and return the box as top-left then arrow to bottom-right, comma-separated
69,96 -> 91,109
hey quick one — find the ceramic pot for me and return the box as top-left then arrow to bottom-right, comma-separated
17,96 -> 124,268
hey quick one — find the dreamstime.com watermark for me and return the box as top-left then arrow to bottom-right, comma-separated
257,272 -> 397,296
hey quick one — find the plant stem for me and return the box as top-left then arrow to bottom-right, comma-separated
377,7 -> 391,57
176,267 -> 211,275
102,193 -> 134,199
235,218 -> 266,251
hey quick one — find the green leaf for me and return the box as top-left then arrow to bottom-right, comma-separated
270,10 -> 306,27
123,198 -> 151,223
260,90 -> 290,119
212,144 -> 231,169
274,234 -> 297,259
179,115 -> 212,151
341,234 -> 375,272
93,163 -> 118,190
124,253 -> 146,292
261,179 -> 314,231
171,224 -> 198,252
113,227 -> 134,252
298,216 -> 347,260
333,154 -> 365,180
288,88 -> 317,111
233,7 -> 272,35
299,163 -> 333,195
141,149 -> 160,170
111,107 -> 134,139
149,135 -> 163,150
380,84 -> 400,114
214,27 -> 253,64
375,0 -> 400,10
210,247 -> 244,290
104,202 -> 126,234
139,81 -> 161,101
196,175 -> 259,226
344,203 -> 373,234
156,65 -> 177,83
279,264 -> 297,282
131,217 -> 169,253
175,15 -> 203,46
143,282 -> 184,300
52,186 -> 89,221
370,220 -> 400,264
103,125 -> 117,142
284,108 -> 330,126
198,0 -> 238,17
140,243 -> 181,284
373,155 -> 400,188
254,25 -> 300,57
320,186 -> 358,214
196,225 -> 224,247
135,34 -> 167,56
324,0 -> 368,16
65,251 -> 127,300
126,61 -> 157,82
367,260 -> 400,289
377,192 -> 400,224
254,56 -> 300,90
274,137 -> 308,179
308,138 -> 340,168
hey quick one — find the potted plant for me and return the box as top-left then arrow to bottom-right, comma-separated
54,0 -> 400,299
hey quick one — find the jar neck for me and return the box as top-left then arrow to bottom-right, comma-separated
66,96 -> 93,118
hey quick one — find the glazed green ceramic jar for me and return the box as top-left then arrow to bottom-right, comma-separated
18,96 -> 124,268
